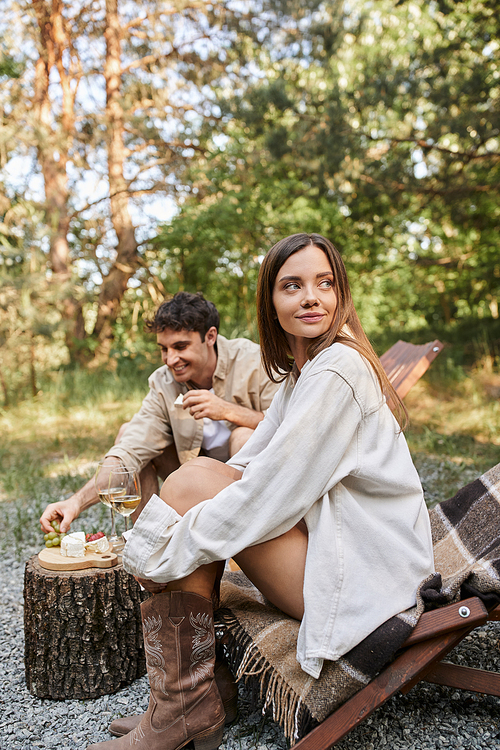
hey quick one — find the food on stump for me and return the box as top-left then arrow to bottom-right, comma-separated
85,532 -> 110,553
43,520 -> 66,547
60,532 -> 86,557
42,523 -> 109,555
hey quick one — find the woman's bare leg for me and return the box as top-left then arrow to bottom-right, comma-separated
233,522 -> 307,620
149,458 -> 306,620
142,458 -> 241,598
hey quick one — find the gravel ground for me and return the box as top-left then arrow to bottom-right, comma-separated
2,469 -> 500,750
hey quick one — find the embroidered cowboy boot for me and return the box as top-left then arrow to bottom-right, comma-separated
108,658 -> 238,737
86,590 -> 225,750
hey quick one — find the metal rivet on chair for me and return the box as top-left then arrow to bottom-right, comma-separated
458,606 -> 471,618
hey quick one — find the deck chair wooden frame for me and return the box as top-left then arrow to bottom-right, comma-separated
380,339 -> 444,400
293,599 -> 500,750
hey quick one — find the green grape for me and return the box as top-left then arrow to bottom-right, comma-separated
45,540 -> 54,547
52,537 -> 61,547
47,531 -> 58,540
44,534 -> 50,542
51,520 -> 61,532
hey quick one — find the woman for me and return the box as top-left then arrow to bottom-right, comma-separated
88,233 -> 434,750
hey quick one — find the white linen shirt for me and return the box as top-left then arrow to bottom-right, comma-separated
123,343 -> 434,678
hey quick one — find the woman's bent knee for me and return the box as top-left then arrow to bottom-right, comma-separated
159,459 -> 241,515
189,456 -> 242,481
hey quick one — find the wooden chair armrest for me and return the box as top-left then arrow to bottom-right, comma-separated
402,598 -> 488,648
487,603 -> 500,621
380,339 -> 444,400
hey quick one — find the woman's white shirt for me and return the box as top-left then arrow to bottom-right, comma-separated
123,343 -> 434,678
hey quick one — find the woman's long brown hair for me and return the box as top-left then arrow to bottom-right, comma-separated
256,233 -> 408,429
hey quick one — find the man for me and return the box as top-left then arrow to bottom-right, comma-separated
40,292 -> 279,534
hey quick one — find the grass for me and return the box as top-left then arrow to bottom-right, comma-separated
404,354 -> 500,507
0,372 -> 147,552
0,355 -> 499,551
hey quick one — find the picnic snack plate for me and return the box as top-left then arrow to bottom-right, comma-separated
38,542 -> 118,571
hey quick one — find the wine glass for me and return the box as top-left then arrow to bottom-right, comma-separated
106,466 -> 142,533
94,458 -> 126,544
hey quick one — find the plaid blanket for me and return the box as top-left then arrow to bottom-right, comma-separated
216,463 -> 500,744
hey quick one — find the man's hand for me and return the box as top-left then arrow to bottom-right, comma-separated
40,497 -> 81,534
39,457 -> 124,534
182,390 -> 229,421
182,390 -> 264,429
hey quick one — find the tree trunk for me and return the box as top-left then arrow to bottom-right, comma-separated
90,0 -> 139,365
434,278 -> 452,324
31,0 -> 87,359
32,0 -> 71,277
24,555 -> 150,700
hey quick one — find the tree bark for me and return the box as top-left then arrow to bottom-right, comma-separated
32,0 -> 71,277
90,0 -> 140,365
24,555 -> 150,700
31,0 -> 86,357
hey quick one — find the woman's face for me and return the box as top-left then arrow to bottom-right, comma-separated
272,244 -> 338,354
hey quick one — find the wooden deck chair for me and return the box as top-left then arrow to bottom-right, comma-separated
219,460 -> 500,750
380,339 -> 444,400
292,598 -> 500,750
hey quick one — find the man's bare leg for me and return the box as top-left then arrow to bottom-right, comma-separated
229,426 -> 255,457
132,444 -> 180,522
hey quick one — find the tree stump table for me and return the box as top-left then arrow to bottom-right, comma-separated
24,555 -> 150,700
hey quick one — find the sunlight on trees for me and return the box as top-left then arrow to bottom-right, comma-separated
155,0 -> 499,347
0,0 -> 498,403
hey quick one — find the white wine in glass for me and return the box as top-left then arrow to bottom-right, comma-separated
94,459 -> 125,542
106,467 -> 141,531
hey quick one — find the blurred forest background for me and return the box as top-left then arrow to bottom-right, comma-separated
0,0 -> 499,516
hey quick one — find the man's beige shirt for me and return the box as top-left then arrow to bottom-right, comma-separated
107,335 -> 279,470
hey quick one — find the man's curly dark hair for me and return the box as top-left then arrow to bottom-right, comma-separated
146,292 -> 219,341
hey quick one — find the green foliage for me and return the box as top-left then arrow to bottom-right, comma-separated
0,0 -> 279,367
37,356 -> 156,410
0,237 -> 66,405
0,52 -> 21,78
151,0 -> 499,356
0,0 -> 499,394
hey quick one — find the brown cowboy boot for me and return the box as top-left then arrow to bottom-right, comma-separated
108,659 -> 238,737
86,590 -> 225,750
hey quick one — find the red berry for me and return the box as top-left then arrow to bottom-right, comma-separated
86,531 -> 105,542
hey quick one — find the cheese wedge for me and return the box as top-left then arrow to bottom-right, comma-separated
85,536 -> 110,553
60,532 -> 86,558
